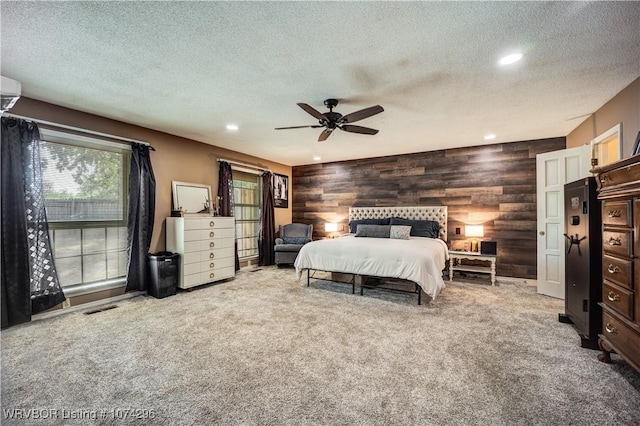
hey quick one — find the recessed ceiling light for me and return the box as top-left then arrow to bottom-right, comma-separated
313,156 -> 321,161
226,124 -> 238,131
484,134 -> 496,140
498,52 -> 524,66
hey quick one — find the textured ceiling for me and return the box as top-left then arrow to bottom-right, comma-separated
2,1 -> 639,166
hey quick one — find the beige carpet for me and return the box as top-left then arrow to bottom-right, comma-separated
2,266 -> 639,425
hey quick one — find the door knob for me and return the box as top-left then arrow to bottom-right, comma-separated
539,231 -> 545,236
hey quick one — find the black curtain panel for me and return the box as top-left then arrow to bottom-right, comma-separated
217,161 -> 240,271
1,117 -> 66,327
258,171 -> 276,266
125,143 -> 156,292
1,118 -> 33,328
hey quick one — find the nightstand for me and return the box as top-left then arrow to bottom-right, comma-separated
448,250 -> 497,286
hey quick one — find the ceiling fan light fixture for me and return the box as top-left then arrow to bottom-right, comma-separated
498,52 -> 524,66
275,99 -> 384,142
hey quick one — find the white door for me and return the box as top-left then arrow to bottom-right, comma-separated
536,145 -> 590,299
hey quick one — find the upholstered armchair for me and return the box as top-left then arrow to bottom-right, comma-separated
274,223 -> 313,266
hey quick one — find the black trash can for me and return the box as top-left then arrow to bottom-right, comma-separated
148,251 -> 180,299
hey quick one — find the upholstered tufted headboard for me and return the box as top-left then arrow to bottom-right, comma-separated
348,206 -> 448,241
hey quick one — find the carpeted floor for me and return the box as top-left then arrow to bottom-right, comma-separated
2,266 -> 639,425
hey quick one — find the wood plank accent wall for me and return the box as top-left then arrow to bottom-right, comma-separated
292,137 -> 566,279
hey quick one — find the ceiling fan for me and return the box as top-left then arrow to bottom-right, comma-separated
275,98 -> 384,142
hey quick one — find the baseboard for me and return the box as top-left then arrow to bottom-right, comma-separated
32,291 -> 146,322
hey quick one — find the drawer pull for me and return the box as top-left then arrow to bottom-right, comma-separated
210,262 -> 215,268
210,221 -> 215,227
605,323 -> 618,334
210,272 -> 215,279
209,252 -> 215,259
607,210 -> 621,218
607,264 -> 620,274
210,231 -> 215,238
607,291 -> 621,302
600,176 -> 607,184
607,237 -> 621,246
210,242 -> 215,248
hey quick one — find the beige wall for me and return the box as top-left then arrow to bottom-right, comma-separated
10,98 -> 293,252
567,77 -> 640,157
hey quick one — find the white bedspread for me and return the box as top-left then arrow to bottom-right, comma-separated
294,235 -> 449,300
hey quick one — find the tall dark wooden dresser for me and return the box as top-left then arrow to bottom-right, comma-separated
594,154 -> 640,373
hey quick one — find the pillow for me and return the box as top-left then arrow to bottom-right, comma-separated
389,218 -> 440,238
348,218 -> 390,234
390,225 -> 411,240
354,224 -> 391,238
282,236 -> 308,245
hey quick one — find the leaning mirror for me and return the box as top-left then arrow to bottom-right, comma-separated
172,181 -> 213,215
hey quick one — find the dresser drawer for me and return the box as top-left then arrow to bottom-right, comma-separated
601,311 -> 640,365
598,160 -> 640,191
200,256 -> 235,272
602,281 -> 634,320
199,267 -> 235,284
183,217 -> 235,231
602,200 -> 632,227
184,227 -> 235,242
603,229 -> 633,258
184,256 -> 235,274
603,255 -> 633,290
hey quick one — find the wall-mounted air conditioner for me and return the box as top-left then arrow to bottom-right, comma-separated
1,76 -> 22,112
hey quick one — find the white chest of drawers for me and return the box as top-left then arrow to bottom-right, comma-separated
166,216 -> 235,289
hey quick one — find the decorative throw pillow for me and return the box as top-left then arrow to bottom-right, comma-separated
348,218 -> 390,234
389,218 -> 440,238
354,224 -> 391,238
283,237 -> 308,245
390,225 -> 411,240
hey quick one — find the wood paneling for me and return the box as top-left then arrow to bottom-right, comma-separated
292,137 -> 566,279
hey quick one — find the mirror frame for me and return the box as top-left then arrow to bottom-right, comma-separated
171,181 -> 213,216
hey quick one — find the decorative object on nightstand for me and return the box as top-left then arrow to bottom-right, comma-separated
480,241 -> 497,255
449,250 -> 497,286
325,222 -> 339,239
465,225 -> 484,252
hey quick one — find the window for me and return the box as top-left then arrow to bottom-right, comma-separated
233,171 -> 261,259
40,129 -> 130,288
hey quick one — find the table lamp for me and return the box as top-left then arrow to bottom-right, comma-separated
465,225 -> 484,252
325,222 -> 339,239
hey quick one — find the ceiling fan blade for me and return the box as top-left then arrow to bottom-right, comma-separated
340,124 -> 379,135
341,105 -> 384,123
297,103 -> 327,121
275,125 -> 323,130
318,128 -> 334,142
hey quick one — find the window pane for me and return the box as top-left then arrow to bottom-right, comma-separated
41,141 -> 126,222
83,228 -> 106,254
83,253 -> 106,282
55,256 -> 82,286
52,229 -> 81,257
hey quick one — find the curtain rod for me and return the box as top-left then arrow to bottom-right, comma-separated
2,112 -> 155,150
217,157 -> 271,172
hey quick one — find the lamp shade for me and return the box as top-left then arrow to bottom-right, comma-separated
465,225 -> 484,238
325,222 -> 339,233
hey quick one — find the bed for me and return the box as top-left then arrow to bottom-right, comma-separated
294,206 -> 449,304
